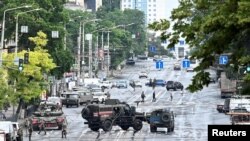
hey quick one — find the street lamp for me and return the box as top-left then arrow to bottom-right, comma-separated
0,5 -> 32,66
81,19 -> 101,79
104,23 -> 135,77
15,8 -> 41,58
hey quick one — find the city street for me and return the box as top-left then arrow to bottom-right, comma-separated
23,58 -> 231,141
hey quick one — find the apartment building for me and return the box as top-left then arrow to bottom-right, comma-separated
65,0 -> 102,12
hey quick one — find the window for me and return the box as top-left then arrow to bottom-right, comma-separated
154,14 -> 156,16
149,9 -> 151,11
124,5 -> 126,7
153,9 -> 156,11
149,4 -> 151,7
153,0 -> 156,2
149,0 -> 151,2
124,0 -> 126,2
128,4 -> 131,7
149,14 -> 151,16
128,0 -> 131,2
153,4 -> 156,7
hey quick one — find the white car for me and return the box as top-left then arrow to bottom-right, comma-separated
186,67 -> 194,72
139,71 -> 148,78
100,80 -> 113,89
92,92 -> 107,103
134,80 -> 142,87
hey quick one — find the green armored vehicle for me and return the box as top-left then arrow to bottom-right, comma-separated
146,109 -> 175,132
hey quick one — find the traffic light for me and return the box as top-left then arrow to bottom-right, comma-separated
24,53 -> 29,64
18,59 -> 23,71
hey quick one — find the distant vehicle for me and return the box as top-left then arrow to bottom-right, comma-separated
145,79 -> 166,87
99,80 -> 113,90
129,80 -> 142,87
166,81 -> 184,91
219,72 -> 237,98
76,89 -> 93,105
61,92 -> 80,108
146,109 -> 175,132
173,63 -> 181,70
186,67 -> 194,72
126,59 -> 135,65
114,80 -> 128,88
137,55 -> 148,60
139,71 -> 148,78
47,96 -> 62,107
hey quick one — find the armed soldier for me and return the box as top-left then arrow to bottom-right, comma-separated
38,119 -> 46,135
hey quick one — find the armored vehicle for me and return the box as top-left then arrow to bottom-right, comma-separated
31,102 -> 67,130
61,92 -> 80,107
81,100 -> 146,132
146,109 -> 175,132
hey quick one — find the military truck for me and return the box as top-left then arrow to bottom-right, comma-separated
219,72 -> 237,98
81,100 -> 146,132
146,109 -> 175,132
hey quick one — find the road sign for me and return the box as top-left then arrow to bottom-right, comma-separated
219,55 -> 228,65
156,60 -> 163,69
182,59 -> 190,68
149,45 -> 156,52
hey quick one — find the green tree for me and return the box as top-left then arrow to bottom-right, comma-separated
149,0 -> 250,93
3,31 -> 56,120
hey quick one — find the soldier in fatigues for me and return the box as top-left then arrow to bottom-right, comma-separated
38,120 -> 46,135
28,125 -> 33,141
62,123 -> 67,138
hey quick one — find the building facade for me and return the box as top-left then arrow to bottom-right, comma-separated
65,0 -> 102,12
120,0 -> 168,26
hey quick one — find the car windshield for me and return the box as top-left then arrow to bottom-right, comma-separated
67,94 -> 78,98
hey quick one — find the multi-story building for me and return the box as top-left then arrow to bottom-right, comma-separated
120,0 -> 169,26
65,0 -> 102,12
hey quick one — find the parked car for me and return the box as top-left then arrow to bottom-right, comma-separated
47,96 -> 62,108
129,80 -> 142,87
166,81 -> 184,91
126,59 -> 135,65
114,80 -> 128,88
173,63 -> 181,70
139,71 -> 148,78
186,67 -> 194,72
145,79 -> 166,87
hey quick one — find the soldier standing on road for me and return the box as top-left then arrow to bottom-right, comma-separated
152,78 -> 156,89
107,91 -> 111,99
28,125 -> 33,141
38,119 -> 46,135
152,91 -> 156,102
61,122 -> 67,138
170,92 -> 173,101
141,91 -> 145,102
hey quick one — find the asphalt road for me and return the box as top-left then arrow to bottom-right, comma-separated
23,58 -> 230,141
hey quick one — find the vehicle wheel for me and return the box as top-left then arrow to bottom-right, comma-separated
150,125 -> 157,132
66,105 -> 69,108
168,126 -> 174,132
102,120 -> 112,132
120,125 -> 130,130
90,127 -> 100,132
80,102 -> 83,106
167,88 -> 169,91
81,108 -> 90,119
161,113 -> 170,122
132,119 -> 143,131
174,88 -> 177,91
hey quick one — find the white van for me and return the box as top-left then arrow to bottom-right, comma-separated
0,121 -> 15,141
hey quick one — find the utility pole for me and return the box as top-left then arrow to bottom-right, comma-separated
86,34 -> 93,78
101,31 -> 104,70
77,22 -> 82,83
107,31 -> 110,77
95,35 -> 99,77
81,21 -> 85,81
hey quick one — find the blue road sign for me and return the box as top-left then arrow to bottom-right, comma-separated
149,45 -> 156,52
156,61 -> 163,69
182,59 -> 190,68
179,40 -> 185,45
219,55 -> 228,65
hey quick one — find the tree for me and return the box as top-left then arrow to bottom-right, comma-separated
2,31 -> 56,120
149,0 -> 250,94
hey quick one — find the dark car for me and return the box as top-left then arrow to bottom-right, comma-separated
146,109 -> 175,132
166,81 -> 184,91
145,79 -> 166,87
126,59 -> 135,65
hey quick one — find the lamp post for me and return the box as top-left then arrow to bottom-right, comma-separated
15,8 -> 41,58
105,23 -> 135,77
81,19 -> 101,79
0,5 -> 31,67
